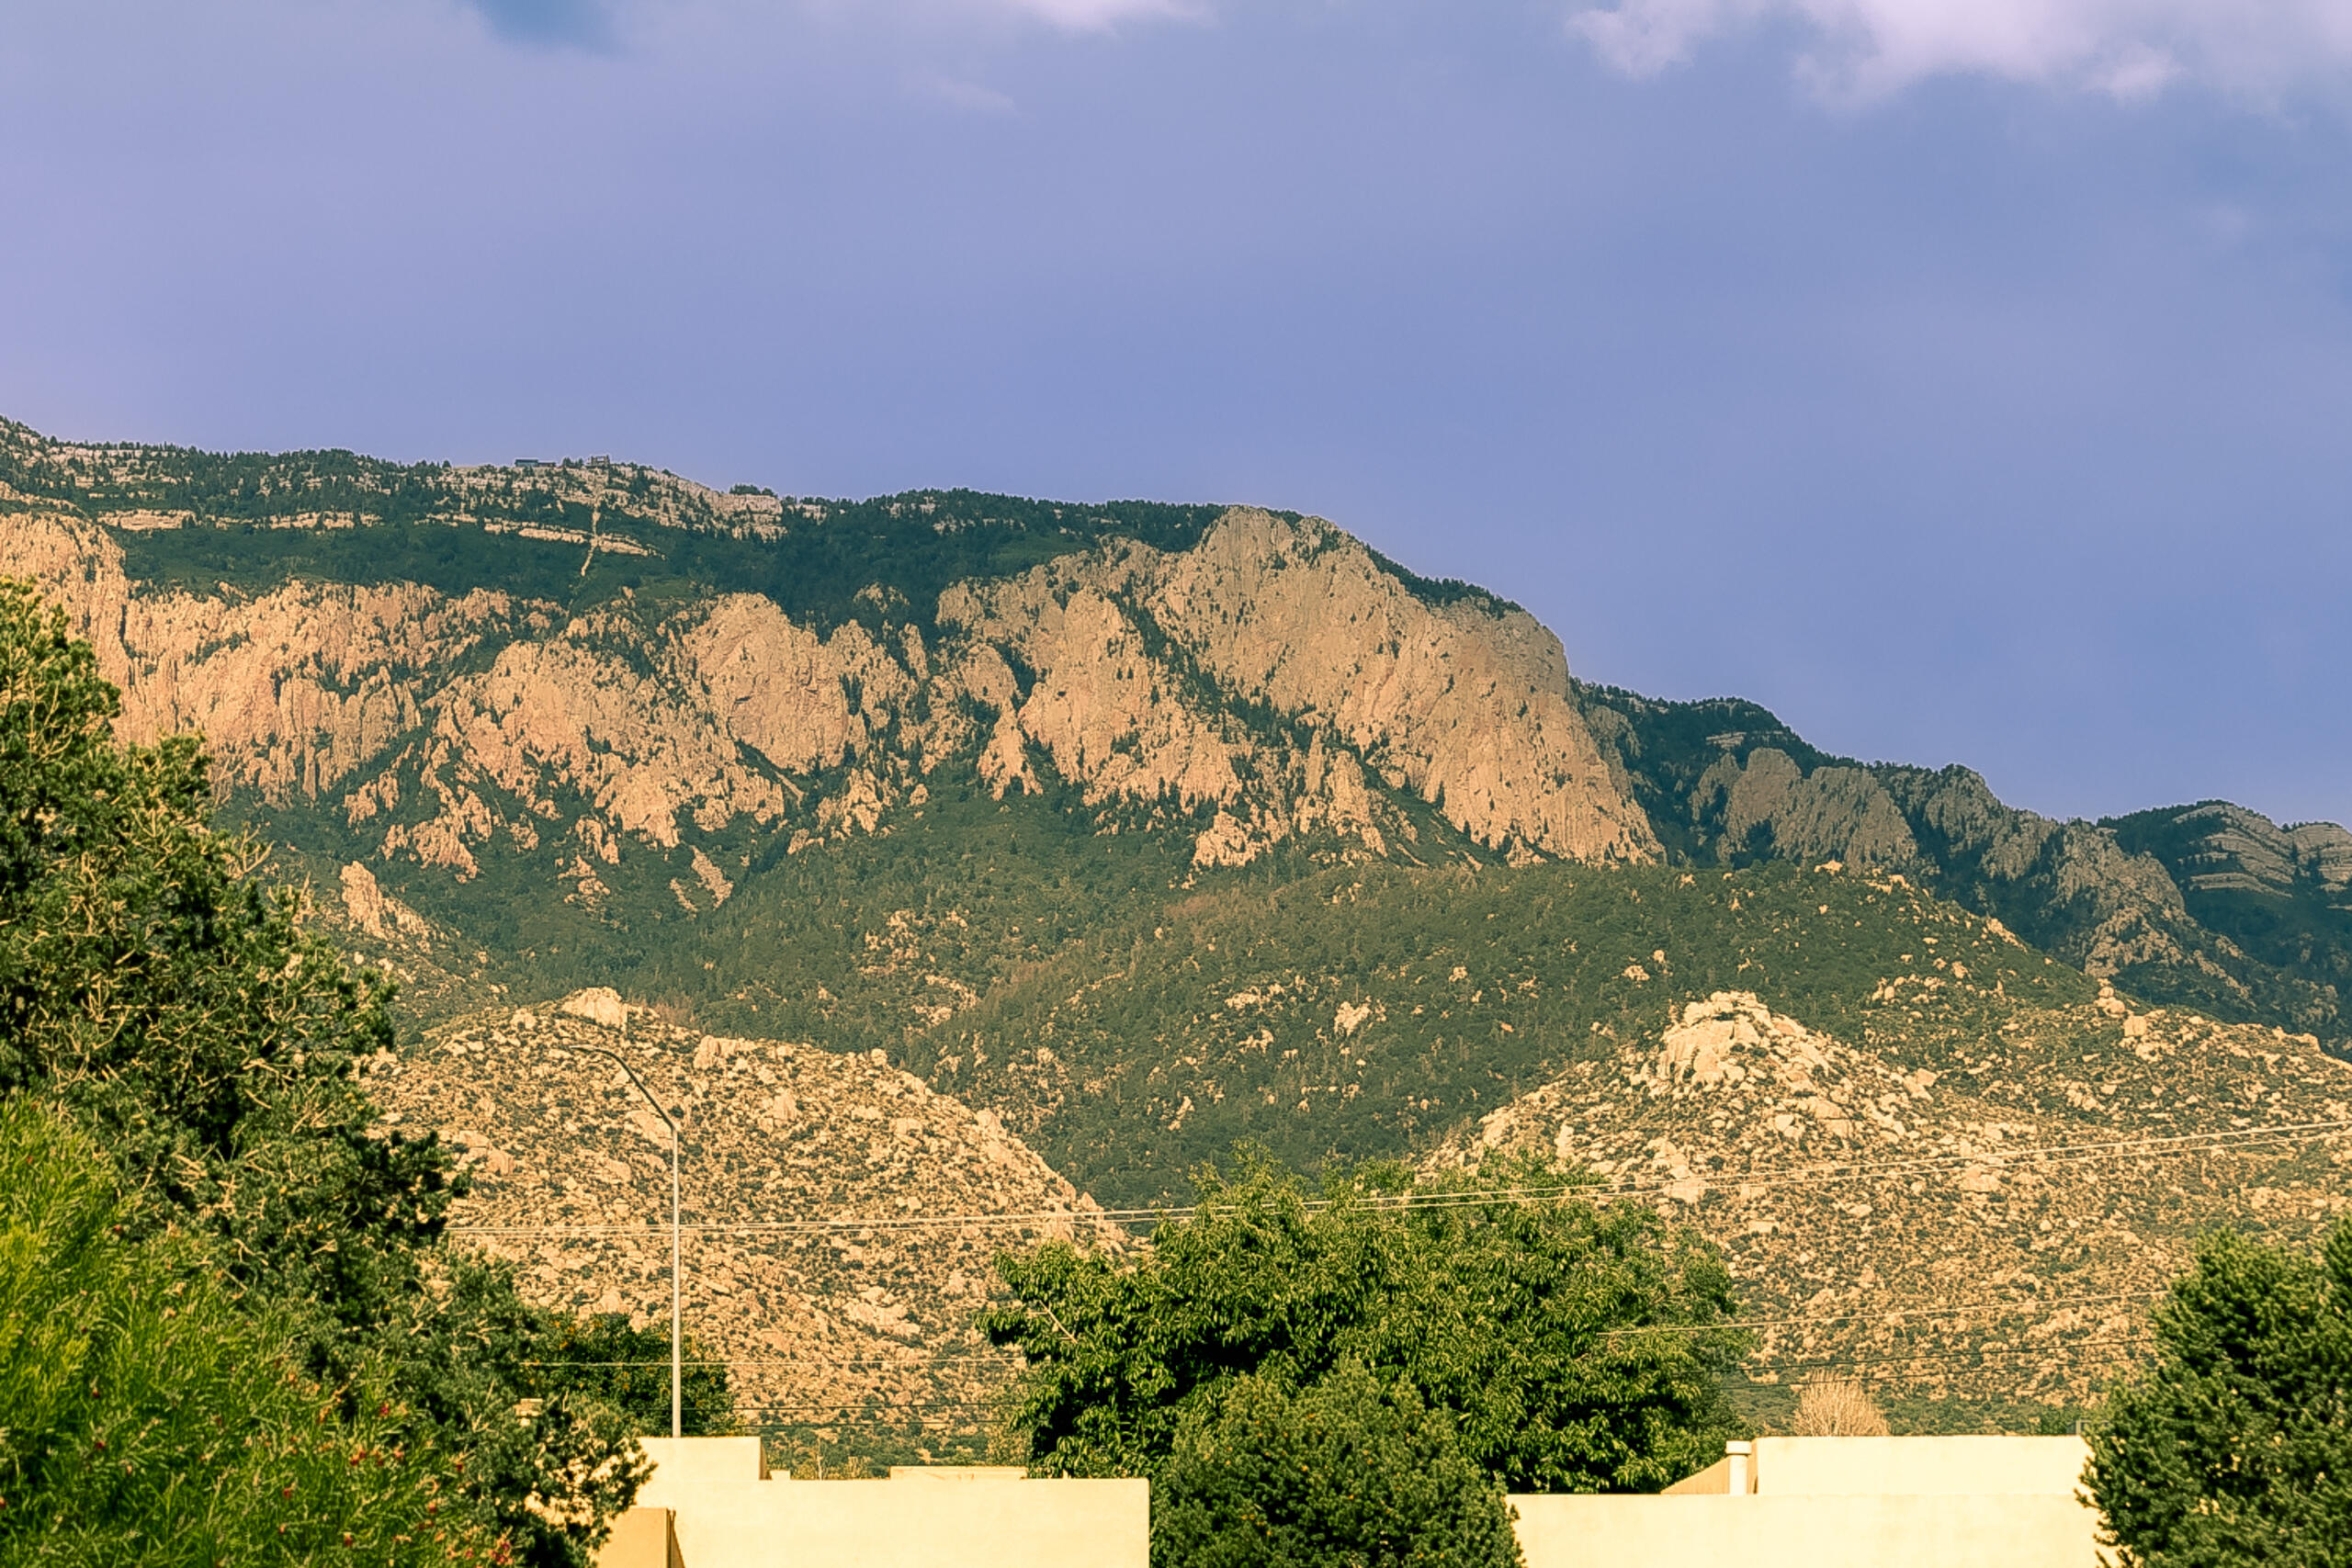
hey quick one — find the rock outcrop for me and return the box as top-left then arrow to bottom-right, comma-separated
366,991 -> 1127,1456
2,463 -> 1655,906
1577,684 -> 2352,1048
1429,981 -> 2352,1410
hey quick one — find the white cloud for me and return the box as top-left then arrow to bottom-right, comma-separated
907,68 -> 1021,110
1567,0 -> 2352,100
964,0 -> 1197,28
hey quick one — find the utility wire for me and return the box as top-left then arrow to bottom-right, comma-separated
528,1286 -> 2172,1371
447,1116 -> 2352,1240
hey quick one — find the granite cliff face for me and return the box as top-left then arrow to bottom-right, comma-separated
18,413 -> 2352,1441
9,416 -> 2345,1059
0,492 -> 1651,903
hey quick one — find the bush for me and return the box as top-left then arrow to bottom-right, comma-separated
1789,1380 -> 1889,1437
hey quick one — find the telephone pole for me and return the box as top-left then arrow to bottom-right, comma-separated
568,1040 -> 684,1439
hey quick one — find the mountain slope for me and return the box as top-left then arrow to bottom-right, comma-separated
17,414 -> 2352,1439
1576,685 -> 2351,1050
1429,964 -> 2352,1427
4,412 -> 2348,1176
368,989 -> 1128,1464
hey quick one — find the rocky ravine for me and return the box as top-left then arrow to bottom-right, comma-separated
1430,964 -> 2352,1414
366,989 -> 1127,1455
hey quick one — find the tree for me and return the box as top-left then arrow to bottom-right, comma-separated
985,1153 -> 1749,1565
0,1097 -> 495,1566
2085,1221 -> 2352,1567
1789,1379 -> 1889,1437
0,580 -> 654,1564
526,1315 -> 740,1437
1153,1362 -> 1523,1568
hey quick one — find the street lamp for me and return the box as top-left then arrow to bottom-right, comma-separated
567,1041 -> 684,1440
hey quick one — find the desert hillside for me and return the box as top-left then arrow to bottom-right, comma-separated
368,988 -> 1127,1462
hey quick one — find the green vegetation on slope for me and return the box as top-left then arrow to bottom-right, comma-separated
2106,801 -> 2352,1028
1576,682 -> 2350,1051
104,494 -> 1234,637
916,859 -> 2094,1207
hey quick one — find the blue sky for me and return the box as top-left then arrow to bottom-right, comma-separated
6,1 -> 2350,829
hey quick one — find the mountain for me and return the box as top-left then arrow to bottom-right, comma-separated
1419,875 -> 2352,1430
5,415 -> 2340,1070
8,413 -> 2352,1440
1574,688 -> 2352,1044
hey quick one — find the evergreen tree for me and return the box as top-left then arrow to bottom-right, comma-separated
2086,1221 -> 2352,1568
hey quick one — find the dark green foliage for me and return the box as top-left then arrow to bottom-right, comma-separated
1570,685 -> 1834,864
1154,1363 -> 1524,1568
526,1317 -> 739,1437
0,1097 -> 495,1566
987,1156 -> 1748,1509
1358,545 -> 1524,618
2106,803 -> 2352,1039
933,859 -> 2090,1207
2086,1221 -> 2352,1567
0,581 -> 665,1565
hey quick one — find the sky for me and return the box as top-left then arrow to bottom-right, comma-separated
5,0 -> 2351,829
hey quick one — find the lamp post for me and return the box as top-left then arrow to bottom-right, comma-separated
569,1042 -> 684,1440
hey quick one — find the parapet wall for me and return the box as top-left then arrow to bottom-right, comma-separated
1514,1493 -> 2099,1568
1517,1436 -> 2101,1568
599,1439 -> 1148,1568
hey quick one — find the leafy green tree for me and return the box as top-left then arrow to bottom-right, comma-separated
0,1096 -> 495,1566
0,581 -> 650,1564
1154,1362 -> 1523,1568
526,1316 -> 739,1437
986,1153 -> 1748,1564
2086,1221 -> 2352,1567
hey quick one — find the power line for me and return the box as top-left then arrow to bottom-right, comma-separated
1605,1289 -> 2167,1338
1748,1335 -> 2156,1371
530,1287 -> 2171,1374
446,1115 -> 2352,1240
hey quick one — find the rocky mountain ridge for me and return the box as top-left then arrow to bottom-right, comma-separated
1,486 -> 1646,897
5,416 -> 2343,1054
1577,687 -> 2352,1048
17,408 -> 2352,1441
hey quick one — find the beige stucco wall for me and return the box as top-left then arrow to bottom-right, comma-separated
1517,1437 -> 2102,1568
1513,1493 -> 2101,1568
1750,1436 -> 2090,1496
615,1438 -> 1148,1568
641,1438 -> 770,1483
596,1506 -> 682,1568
